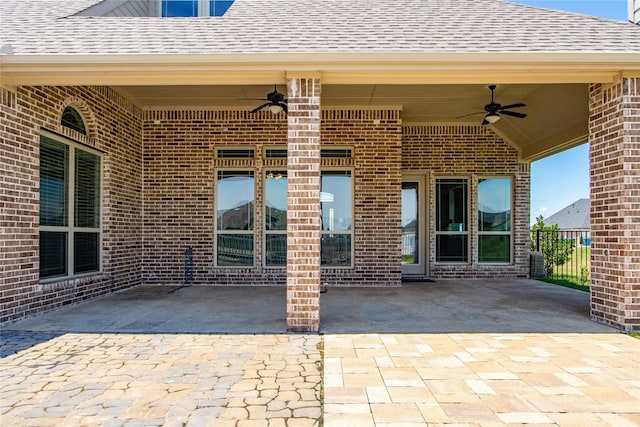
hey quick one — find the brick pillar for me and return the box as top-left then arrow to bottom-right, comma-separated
286,75 -> 321,332
589,77 -> 640,332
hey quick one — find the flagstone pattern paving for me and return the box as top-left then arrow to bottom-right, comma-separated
2,331 -> 640,426
0,333 -> 322,427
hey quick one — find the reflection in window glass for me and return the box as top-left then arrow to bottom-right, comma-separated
216,171 -> 254,266
162,0 -> 198,16
265,171 -> 287,231
265,171 -> 287,267
321,171 -> 352,232
265,234 -> 287,266
402,182 -> 419,265
321,171 -> 352,267
217,235 -> 254,266
478,178 -> 511,232
435,179 -> 468,262
479,235 -> 511,263
216,171 -> 254,231
210,0 -> 233,15
321,235 -> 351,267
478,178 -> 512,263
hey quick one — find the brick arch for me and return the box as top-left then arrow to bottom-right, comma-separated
57,97 -> 98,141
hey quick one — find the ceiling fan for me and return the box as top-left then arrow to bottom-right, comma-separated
245,85 -> 288,115
458,85 -> 527,125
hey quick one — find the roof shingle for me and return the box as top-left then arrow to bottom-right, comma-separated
1,0 -> 639,56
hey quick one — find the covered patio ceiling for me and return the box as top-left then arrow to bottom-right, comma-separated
114,82 -> 588,161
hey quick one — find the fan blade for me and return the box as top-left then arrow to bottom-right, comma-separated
498,103 -> 525,110
250,103 -> 271,113
456,111 -> 485,118
281,103 -> 288,114
500,110 -> 527,119
482,118 -> 489,126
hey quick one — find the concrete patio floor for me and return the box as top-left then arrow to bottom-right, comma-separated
2,280 -> 639,426
1,279 -> 615,335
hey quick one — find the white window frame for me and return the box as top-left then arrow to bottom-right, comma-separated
321,167 -> 355,269
214,168 -> 256,268
39,129 -> 103,282
477,176 -> 513,264
435,176 -> 470,264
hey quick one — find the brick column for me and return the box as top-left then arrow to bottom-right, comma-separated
286,76 -> 321,332
589,77 -> 640,332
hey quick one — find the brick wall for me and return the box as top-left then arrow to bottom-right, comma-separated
141,108 -> 403,287
0,86 -> 142,323
403,125 -> 530,278
589,77 -> 640,331
322,110 -> 403,286
2,85 -> 533,324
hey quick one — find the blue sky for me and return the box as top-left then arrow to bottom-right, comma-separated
508,0 -> 629,224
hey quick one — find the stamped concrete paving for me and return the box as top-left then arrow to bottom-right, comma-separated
1,333 -> 322,426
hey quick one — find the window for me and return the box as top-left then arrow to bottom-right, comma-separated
216,148 -> 254,159
161,0 -> 233,16
264,148 -> 287,159
321,170 -> 353,267
478,178 -> 512,263
216,170 -> 254,266
321,148 -> 353,158
40,132 -> 101,280
264,170 -> 287,267
61,106 -> 86,135
436,178 -> 468,262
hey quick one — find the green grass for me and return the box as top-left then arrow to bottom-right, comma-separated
551,246 -> 590,286
538,276 -> 590,293
402,255 -> 416,263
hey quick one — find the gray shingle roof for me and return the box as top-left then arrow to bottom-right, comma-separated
1,0 -> 640,55
545,198 -> 590,229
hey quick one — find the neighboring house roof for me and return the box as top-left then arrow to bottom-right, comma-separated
1,0 -> 640,55
545,198 -> 590,229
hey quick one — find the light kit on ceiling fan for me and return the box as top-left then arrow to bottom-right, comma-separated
244,85 -> 288,115
457,84 -> 527,125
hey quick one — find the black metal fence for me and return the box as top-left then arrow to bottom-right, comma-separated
530,229 -> 591,285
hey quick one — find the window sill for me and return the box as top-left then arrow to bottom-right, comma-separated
37,272 -> 107,291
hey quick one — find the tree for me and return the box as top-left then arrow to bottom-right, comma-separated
530,215 -> 575,276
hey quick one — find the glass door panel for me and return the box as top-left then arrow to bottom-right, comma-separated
402,175 -> 427,276
402,182 -> 419,265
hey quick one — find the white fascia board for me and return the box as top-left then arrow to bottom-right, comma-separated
3,51 -> 640,65
2,52 -> 640,86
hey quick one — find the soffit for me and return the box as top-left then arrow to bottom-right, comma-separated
113,82 -> 588,161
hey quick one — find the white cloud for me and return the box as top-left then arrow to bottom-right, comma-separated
540,207 -> 548,212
